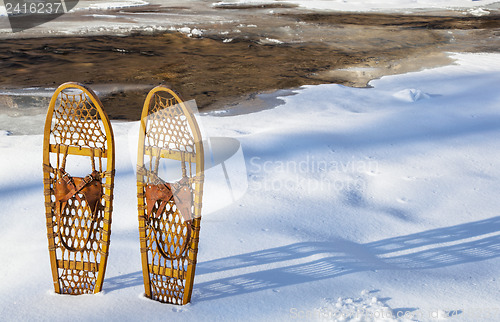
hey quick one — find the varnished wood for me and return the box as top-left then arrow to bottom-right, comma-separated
137,86 -> 204,305
43,82 -> 115,295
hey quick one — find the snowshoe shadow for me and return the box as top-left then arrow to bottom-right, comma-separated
195,216 -> 500,302
103,271 -> 143,293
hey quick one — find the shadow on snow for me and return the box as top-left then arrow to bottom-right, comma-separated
194,216 -> 500,301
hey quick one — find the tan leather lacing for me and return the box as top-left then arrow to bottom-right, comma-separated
43,83 -> 114,295
137,88 -> 203,305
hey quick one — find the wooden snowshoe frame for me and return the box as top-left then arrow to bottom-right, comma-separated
43,82 -> 115,294
137,86 -> 204,305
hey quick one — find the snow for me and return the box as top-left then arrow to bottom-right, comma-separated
1,0 -> 497,19
392,89 -> 431,102
1,52 -> 500,320
2,0 -> 496,38
1,0 -> 493,16
258,37 -> 284,45
73,0 -> 150,12
176,26 -> 205,37
467,7 -> 492,16
212,0 -> 499,12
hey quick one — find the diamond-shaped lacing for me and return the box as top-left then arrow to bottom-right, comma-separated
145,94 -> 195,153
140,89 -> 201,304
146,199 -> 190,304
150,202 -> 189,259
150,273 -> 185,305
58,197 -> 103,251
52,91 -> 106,149
47,87 -> 108,295
59,268 -> 97,295
54,195 -> 104,294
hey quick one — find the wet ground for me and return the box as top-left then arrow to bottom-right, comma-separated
0,3 -> 499,120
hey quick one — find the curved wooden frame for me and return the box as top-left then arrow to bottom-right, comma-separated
43,82 -> 115,294
137,86 -> 204,304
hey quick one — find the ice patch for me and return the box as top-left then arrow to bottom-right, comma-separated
211,2 -> 272,8
0,87 -> 55,98
393,88 -> 431,102
258,37 -> 283,45
85,14 -> 121,19
75,0 -> 149,11
209,110 -> 230,115
466,8 -> 490,16
176,27 -> 203,37
178,27 -> 191,34
280,0 -> 499,12
191,28 -> 204,37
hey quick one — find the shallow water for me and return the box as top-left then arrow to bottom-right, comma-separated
0,0 -> 499,126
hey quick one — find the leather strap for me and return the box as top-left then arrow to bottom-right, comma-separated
55,169 -> 101,224
54,169 -> 102,252
138,163 -> 195,260
145,182 -> 173,220
171,177 -> 193,222
58,171 -> 97,203
142,174 -> 194,260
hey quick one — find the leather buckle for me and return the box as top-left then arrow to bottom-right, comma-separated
83,174 -> 94,184
60,170 -> 72,184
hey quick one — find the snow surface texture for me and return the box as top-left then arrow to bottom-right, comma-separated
1,52 -> 500,320
212,0 -> 498,12
73,0 -> 150,11
1,0 -> 497,17
1,0 -> 495,38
